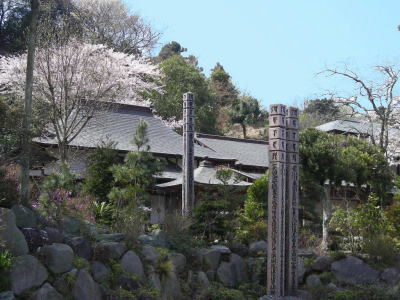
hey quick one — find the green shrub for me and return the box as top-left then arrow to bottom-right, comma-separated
196,283 -> 245,300
308,285 -> 400,300
319,271 -> 334,285
363,234 -> 397,266
237,283 -> 265,300
0,250 -> 13,291
235,175 -> 268,244
73,256 -> 90,270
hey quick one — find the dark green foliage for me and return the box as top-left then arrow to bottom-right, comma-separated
308,285 -> 400,300
0,167 -> 19,208
148,55 -> 218,134
235,175 -> 268,243
303,98 -> 340,121
209,63 -> 238,107
229,95 -> 266,138
0,250 -> 13,292
158,41 -> 185,60
82,140 -> 121,201
196,283 -> 245,300
237,283 -> 265,300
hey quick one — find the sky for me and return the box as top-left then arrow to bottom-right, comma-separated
124,0 -> 400,108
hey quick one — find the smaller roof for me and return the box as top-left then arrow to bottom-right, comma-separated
196,133 -> 269,168
156,160 -> 251,188
316,120 -> 372,135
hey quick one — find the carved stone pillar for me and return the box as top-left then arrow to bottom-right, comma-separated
267,104 -> 287,297
285,107 -> 300,295
182,92 -> 195,216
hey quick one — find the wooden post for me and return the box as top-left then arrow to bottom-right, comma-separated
285,107 -> 300,295
182,92 -> 195,216
267,104 -> 287,297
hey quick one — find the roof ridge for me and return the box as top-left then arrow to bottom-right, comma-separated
196,133 -> 269,145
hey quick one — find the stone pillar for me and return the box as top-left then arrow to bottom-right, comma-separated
285,107 -> 300,295
267,104 -> 287,297
182,92 -> 195,216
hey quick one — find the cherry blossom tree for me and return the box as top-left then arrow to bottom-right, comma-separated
0,41 -> 161,162
320,65 -> 400,158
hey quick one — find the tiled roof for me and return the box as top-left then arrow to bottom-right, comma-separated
36,104 -> 234,162
196,133 -> 269,168
316,120 -> 372,135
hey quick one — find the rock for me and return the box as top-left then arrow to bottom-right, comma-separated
327,282 -> 338,290
311,256 -> 334,272
20,228 -> 49,252
94,242 -> 127,262
197,271 -> 210,286
161,271 -> 181,300
229,242 -> 249,257
138,234 -> 155,245
203,249 -> 221,271
217,261 -> 235,288
298,257 -> 305,283
117,275 -> 141,291
230,253 -> 247,285
331,256 -> 379,285
41,243 -> 74,274
0,291 -> 15,300
11,205 -> 37,228
30,283 -> 63,300
120,250 -> 145,280
247,257 -> 265,284
151,229 -> 170,248
210,245 -> 232,254
381,267 -> 400,285
249,241 -> 268,256
0,208 -> 29,256
11,255 -> 48,295
66,236 -> 92,260
44,227 -> 65,244
96,233 -> 124,242
306,274 -> 321,288
91,261 -> 110,282
141,245 -> 161,266
169,253 -> 186,273
72,269 -> 102,300
62,216 -> 84,236
149,273 -> 161,292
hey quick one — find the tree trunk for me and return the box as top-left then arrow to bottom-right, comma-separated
241,123 -> 247,139
20,0 -> 40,205
321,184 -> 332,252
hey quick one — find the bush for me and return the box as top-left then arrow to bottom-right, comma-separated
73,256 -> 90,270
196,283 -> 245,300
0,166 -> 19,208
163,210 -> 193,236
363,234 -> 397,266
0,250 -> 13,291
237,283 -> 265,300
235,175 -> 267,244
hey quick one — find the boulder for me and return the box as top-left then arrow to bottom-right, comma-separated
217,262 -> 235,288
138,234 -> 155,245
229,242 -> 249,257
210,245 -> 231,254
91,261 -> 110,282
380,267 -> 400,286
311,256 -> 334,272
151,229 -> 170,248
30,283 -> 64,300
197,271 -> 210,286
249,241 -> 268,256
0,208 -> 29,256
0,291 -> 15,300
161,271 -> 181,300
169,253 -> 186,273
120,250 -> 145,280
203,249 -> 221,271
230,253 -> 247,285
20,228 -> 49,252
94,242 -> 127,262
141,245 -> 161,265
10,255 -> 48,295
149,273 -> 161,292
247,257 -> 265,283
66,236 -> 92,260
41,243 -> 74,274
331,256 -> 379,285
11,205 -> 37,228
72,269 -> 102,300
96,233 -> 124,242
61,216 -> 84,236
327,282 -> 338,291
44,227 -> 65,244
306,274 -> 321,288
